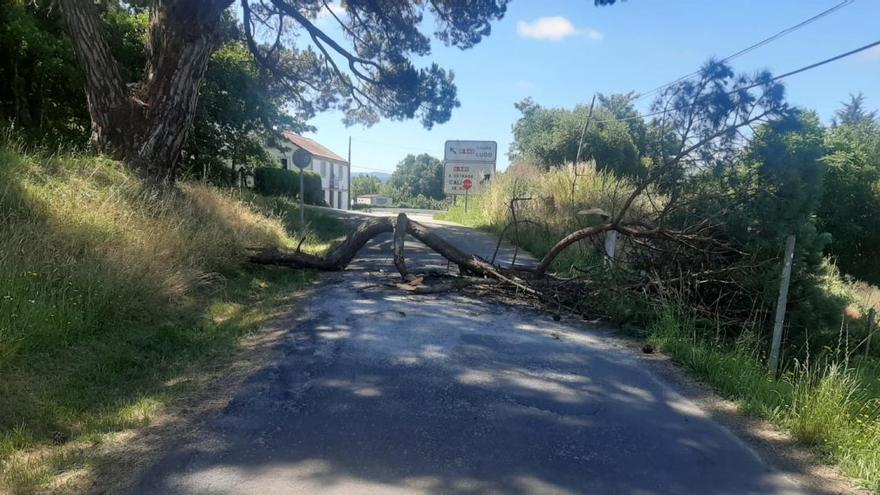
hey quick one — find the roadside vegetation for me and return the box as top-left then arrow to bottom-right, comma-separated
352,154 -> 448,210
0,137 -> 349,493
438,92 -> 880,491
3,0 -> 880,491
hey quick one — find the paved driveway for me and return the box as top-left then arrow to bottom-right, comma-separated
135,216 -> 804,494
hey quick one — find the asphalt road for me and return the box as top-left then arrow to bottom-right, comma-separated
135,215 -> 805,495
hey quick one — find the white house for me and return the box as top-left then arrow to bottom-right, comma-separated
268,131 -> 350,210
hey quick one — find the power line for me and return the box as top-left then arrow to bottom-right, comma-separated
589,38 -> 880,125
632,0 -> 854,103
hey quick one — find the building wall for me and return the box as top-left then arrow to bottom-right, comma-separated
267,146 -> 350,210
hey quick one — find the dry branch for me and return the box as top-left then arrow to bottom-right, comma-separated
249,214 -> 536,284
250,215 -> 393,270
392,213 -> 409,280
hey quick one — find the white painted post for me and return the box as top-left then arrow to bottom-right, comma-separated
768,234 -> 796,374
604,230 -> 618,267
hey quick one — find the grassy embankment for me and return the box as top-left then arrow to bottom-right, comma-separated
0,141 -> 349,493
438,163 -> 880,491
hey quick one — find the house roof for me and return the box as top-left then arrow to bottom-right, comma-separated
282,130 -> 348,164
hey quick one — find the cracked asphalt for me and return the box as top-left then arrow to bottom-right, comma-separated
134,212 -> 806,495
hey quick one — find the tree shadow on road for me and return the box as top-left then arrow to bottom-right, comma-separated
130,237 -> 810,495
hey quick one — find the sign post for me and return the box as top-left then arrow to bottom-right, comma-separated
292,149 -> 313,228
462,178 -> 473,212
443,140 -> 497,199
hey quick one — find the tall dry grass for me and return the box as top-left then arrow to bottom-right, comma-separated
438,161 -> 650,272
0,144 -> 292,365
471,162 -> 646,231
0,140 -> 348,492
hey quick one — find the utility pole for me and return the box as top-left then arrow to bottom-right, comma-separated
768,234 -> 796,375
574,95 -> 597,166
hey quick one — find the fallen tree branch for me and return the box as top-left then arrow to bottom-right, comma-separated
250,215 -> 393,270
392,213 -> 409,280
250,214 -> 537,283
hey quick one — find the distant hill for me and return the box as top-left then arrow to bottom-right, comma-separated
352,171 -> 392,182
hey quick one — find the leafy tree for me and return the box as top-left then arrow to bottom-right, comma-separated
818,117 -> 880,283
387,154 -> 445,200
738,110 -> 834,332
181,42 -> 302,182
351,175 -> 383,198
832,92 -> 877,127
1,2 -> 301,183
616,60 -> 845,336
509,97 -> 644,177
674,109 -> 836,334
56,0 -> 512,182
743,110 -> 826,236
597,91 -> 648,152
0,0 -> 88,143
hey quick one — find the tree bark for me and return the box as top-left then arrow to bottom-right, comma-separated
135,0 -> 231,181
250,216 -> 394,270
392,213 -> 409,279
58,0 -> 131,154
535,223 -> 613,275
59,0 -> 232,182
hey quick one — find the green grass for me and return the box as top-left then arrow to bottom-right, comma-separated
649,305 -> 880,492
0,142 -> 349,493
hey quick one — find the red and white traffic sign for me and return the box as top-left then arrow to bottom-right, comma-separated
443,162 -> 493,195
443,139 -> 497,195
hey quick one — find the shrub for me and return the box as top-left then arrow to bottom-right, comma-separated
253,167 -> 323,204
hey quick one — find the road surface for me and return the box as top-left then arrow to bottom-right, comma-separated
135,214 -> 805,494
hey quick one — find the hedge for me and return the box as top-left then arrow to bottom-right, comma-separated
254,167 -> 324,204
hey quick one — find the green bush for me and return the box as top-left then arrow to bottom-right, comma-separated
253,167 -> 324,204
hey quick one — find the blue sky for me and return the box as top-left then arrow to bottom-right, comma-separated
303,0 -> 880,174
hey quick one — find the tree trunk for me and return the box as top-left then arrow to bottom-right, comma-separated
58,0 -> 131,154
393,213 -> 409,279
250,215 -> 537,281
250,216 -> 395,270
59,0 -> 231,183
135,0 -> 229,181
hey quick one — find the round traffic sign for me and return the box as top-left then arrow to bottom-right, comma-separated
462,178 -> 473,190
292,149 -> 313,169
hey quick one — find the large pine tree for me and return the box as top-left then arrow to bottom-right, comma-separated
58,0 -> 516,182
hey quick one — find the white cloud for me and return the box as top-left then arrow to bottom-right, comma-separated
516,16 -> 602,42
857,44 -> 880,61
